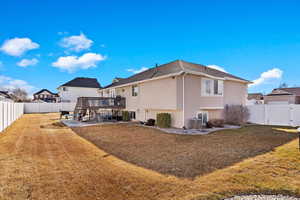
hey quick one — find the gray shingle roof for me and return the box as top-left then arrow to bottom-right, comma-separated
248,93 -> 264,100
34,89 -> 58,96
60,77 -> 101,88
267,87 -> 300,96
103,60 -> 250,89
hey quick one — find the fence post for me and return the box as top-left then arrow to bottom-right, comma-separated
0,103 -> 3,132
290,105 -> 295,127
264,104 -> 267,125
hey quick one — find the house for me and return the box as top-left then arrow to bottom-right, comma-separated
33,89 -> 59,103
0,91 -> 14,102
264,87 -> 300,104
247,93 -> 264,105
58,77 -> 101,102
100,60 -> 251,128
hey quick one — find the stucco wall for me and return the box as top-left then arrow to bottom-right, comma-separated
115,76 -> 180,124
58,87 -> 100,102
182,74 -> 248,126
113,74 -> 247,128
264,95 -> 296,104
145,109 -> 183,128
183,74 -> 224,126
223,80 -> 248,106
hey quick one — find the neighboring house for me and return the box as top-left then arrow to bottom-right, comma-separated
247,93 -> 264,105
33,89 -> 59,103
0,91 -> 14,102
100,60 -> 251,128
264,87 -> 300,105
58,77 -> 101,102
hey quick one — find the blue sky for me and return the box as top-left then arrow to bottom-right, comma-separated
0,0 -> 299,95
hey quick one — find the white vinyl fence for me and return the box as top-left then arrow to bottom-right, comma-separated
247,104 -> 300,126
0,102 -> 24,132
24,103 -> 76,114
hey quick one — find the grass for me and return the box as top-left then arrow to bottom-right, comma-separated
72,124 -> 297,178
0,113 -> 299,200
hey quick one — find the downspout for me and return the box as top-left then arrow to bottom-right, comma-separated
182,72 -> 186,128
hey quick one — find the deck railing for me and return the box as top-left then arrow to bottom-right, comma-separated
75,96 -> 126,110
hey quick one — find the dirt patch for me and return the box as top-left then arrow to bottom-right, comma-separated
73,124 -> 298,178
40,122 -> 67,129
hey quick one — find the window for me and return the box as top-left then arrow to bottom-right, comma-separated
197,111 -> 209,125
129,111 -> 136,120
62,87 -> 67,91
109,89 -> 116,97
132,85 -> 139,96
202,78 -> 223,96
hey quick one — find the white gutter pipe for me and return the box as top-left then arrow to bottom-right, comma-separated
182,72 -> 186,128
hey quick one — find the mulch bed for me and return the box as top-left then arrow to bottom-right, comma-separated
72,124 -> 297,178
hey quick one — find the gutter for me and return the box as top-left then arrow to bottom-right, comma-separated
182,72 -> 186,128
100,67 -> 251,91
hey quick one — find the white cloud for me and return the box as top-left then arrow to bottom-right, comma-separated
249,68 -> 283,87
60,33 -> 93,52
17,58 -> 39,67
0,37 -> 39,56
127,67 -> 148,74
52,52 -> 106,73
207,65 -> 227,72
0,75 -> 35,94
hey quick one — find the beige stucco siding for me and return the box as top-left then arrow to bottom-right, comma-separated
145,109 -> 183,128
182,74 -> 224,126
264,95 -> 296,104
223,81 -> 248,106
207,109 -> 223,119
116,77 -> 180,125
113,73 -> 248,128
139,77 -> 178,110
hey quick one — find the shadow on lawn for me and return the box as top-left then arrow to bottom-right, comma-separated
72,124 -> 298,179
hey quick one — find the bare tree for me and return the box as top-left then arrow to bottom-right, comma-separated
10,88 -> 28,102
223,105 -> 250,125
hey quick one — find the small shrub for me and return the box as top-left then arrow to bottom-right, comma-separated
145,118 -> 155,126
157,113 -> 171,128
224,105 -> 250,125
122,111 -> 130,121
208,119 -> 225,128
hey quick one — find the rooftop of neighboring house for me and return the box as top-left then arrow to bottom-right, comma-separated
0,91 -> 20,102
248,93 -> 264,100
34,89 -> 58,96
102,60 -> 251,89
267,87 -> 300,96
58,77 -> 101,89
0,91 -> 12,99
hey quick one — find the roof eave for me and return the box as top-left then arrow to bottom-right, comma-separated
100,71 -> 185,90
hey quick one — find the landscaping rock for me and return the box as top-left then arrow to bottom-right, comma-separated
225,195 -> 300,200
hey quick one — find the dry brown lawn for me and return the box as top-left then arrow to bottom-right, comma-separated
73,124 -> 297,178
0,113 -> 299,200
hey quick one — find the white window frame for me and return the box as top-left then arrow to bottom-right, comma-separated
109,89 -> 116,97
201,78 -> 223,96
132,85 -> 139,97
196,111 -> 209,125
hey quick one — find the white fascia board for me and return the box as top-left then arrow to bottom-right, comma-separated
100,71 -> 184,90
184,70 -> 225,80
224,77 -> 251,84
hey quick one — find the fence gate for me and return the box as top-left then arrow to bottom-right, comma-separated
247,104 -> 300,126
